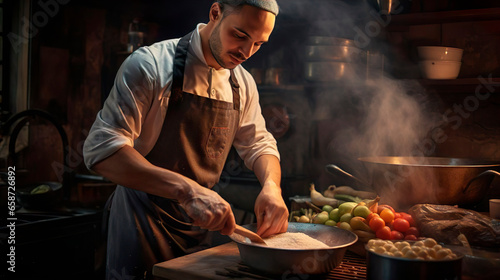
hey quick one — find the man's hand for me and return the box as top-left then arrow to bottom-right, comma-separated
254,182 -> 288,238
179,185 -> 236,236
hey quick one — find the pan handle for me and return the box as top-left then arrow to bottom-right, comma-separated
463,170 -> 500,194
325,164 -> 371,188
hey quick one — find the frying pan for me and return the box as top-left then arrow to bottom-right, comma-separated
16,181 -> 63,210
328,156 -> 500,209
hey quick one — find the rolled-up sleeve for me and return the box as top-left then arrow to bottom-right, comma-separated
233,75 -> 280,170
83,48 -> 158,169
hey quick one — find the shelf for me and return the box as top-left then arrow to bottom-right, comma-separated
386,7 -> 500,26
419,77 -> 500,86
414,78 -> 500,94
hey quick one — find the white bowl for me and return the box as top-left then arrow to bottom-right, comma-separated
418,46 -> 464,61
418,60 -> 462,80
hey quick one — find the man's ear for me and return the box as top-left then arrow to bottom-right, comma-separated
209,2 -> 222,22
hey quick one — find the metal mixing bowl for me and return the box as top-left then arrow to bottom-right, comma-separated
229,223 -> 358,275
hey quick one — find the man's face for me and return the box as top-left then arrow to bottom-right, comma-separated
209,5 -> 275,69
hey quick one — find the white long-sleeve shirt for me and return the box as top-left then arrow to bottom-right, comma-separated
83,23 -> 279,171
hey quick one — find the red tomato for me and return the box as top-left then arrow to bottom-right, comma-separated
366,212 -> 379,222
369,216 -> 385,232
404,234 -> 417,241
394,212 -> 402,219
393,218 -> 410,233
405,227 -> 420,237
390,230 -> 404,240
376,226 -> 392,240
400,212 -> 416,227
386,221 -> 394,230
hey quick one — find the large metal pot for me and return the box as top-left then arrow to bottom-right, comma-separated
304,36 -> 366,82
357,156 -> 500,209
230,223 -> 358,275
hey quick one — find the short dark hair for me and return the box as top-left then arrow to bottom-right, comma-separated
215,0 -> 279,16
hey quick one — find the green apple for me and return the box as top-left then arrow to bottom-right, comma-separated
353,205 -> 371,218
322,205 -> 334,213
313,212 -> 329,224
324,219 -> 336,226
338,202 -> 358,216
329,208 -> 340,222
338,222 -> 352,231
339,213 -> 353,223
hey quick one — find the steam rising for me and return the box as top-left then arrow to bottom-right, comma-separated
277,0 -> 443,208
353,79 -> 437,158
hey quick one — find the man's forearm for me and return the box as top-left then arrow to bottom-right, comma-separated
253,154 -> 281,190
91,145 -> 193,202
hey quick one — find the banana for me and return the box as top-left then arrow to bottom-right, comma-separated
309,183 -> 340,208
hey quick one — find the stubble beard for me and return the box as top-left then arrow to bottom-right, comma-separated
209,22 -> 237,70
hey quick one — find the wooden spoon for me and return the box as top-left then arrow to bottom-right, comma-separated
234,225 -> 266,245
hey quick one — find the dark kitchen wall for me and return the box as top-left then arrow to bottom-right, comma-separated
17,0 -> 500,206
19,0 -> 213,202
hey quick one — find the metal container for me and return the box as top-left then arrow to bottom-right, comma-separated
358,156 -> 500,209
367,248 -> 463,280
306,36 -> 357,46
305,45 -> 365,62
304,36 -> 366,82
304,61 -> 362,82
230,223 -> 358,275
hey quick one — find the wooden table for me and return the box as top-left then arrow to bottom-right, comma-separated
153,242 -> 256,280
153,241 -> 369,280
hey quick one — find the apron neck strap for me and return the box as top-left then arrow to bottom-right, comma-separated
171,31 -> 192,101
229,69 -> 240,110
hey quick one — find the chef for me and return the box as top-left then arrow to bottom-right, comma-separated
82,0 -> 288,279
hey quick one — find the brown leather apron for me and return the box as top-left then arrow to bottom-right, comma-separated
105,31 -> 240,280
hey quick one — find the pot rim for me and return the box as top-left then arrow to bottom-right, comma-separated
230,223 -> 358,251
366,245 -> 464,263
358,156 -> 500,168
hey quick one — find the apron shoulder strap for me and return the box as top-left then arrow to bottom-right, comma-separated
171,31 -> 193,102
229,69 -> 240,111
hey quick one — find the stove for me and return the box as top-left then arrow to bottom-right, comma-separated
0,208 -> 103,279
216,251 -> 367,280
